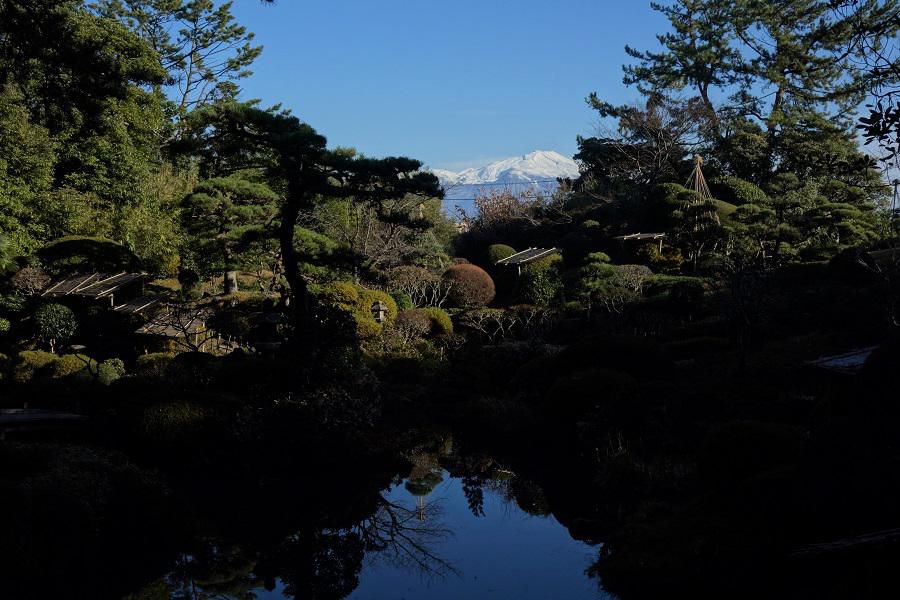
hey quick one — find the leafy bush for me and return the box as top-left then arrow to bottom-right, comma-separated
98,358 -> 126,385
135,352 -> 176,378
395,307 -> 454,340
10,265 -> 50,295
395,309 -> 432,341
712,199 -> 738,220
0,317 -> 9,335
391,291 -> 414,310
316,281 -> 360,306
34,303 -> 77,351
13,350 -> 58,383
51,354 -> 96,379
0,294 -> 26,316
443,263 -> 496,308
487,244 -> 517,264
315,282 -> 397,340
517,254 -> 563,306
385,266 -> 449,307
422,307 -> 453,335
709,176 -> 770,206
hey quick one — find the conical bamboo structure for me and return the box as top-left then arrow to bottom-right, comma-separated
684,155 -> 720,227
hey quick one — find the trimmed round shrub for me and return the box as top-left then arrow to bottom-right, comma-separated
13,350 -> 58,383
709,176 -> 770,206
51,354 -> 96,379
358,288 -> 398,323
316,282 -> 398,340
712,199 -> 738,220
422,307 -> 453,335
443,263 -> 496,308
34,303 -> 78,351
487,244 -> 517,265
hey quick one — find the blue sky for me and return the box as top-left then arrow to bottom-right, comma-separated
230,0 -> 669,171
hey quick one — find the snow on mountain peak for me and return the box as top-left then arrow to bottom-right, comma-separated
429,150 -> 579,201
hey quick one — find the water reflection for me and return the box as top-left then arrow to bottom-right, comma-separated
130,443 -> 605,600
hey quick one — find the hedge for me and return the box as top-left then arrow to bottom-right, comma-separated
13,350 -> 58,383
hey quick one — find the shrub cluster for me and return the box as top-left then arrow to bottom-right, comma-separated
517,254 -> 563,306
12,350 -> 99,383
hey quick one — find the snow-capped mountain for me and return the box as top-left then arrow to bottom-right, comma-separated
431,150 -> 579,201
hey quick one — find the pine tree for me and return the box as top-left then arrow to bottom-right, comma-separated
182,174 -> 279,293
97,0 -> 263,120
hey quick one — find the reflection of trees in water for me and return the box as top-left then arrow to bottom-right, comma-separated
148,494 -> 455,600
167,542 -> 260,600
358,497 -> 457,578
274,530 -> 366,600
444,452 -> 552,519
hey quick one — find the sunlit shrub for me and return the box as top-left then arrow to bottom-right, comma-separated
422,307 -> 453,335
316,281 -> 360,306
709,176 -> 770,206
51,354 -> 95,379
13,350 -> 57,383
443,263 -> 496,308
487,244 -> 516,265
315,282 -> 397,340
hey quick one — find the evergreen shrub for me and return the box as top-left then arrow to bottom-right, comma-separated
443,264 -> 496,308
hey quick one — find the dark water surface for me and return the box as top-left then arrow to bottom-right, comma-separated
154,468 -> 608,600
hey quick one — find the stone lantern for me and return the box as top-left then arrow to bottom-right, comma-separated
371,300 -> 388,324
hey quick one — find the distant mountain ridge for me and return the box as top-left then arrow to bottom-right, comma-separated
431,150 -> 580,201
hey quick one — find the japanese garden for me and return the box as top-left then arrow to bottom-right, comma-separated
1,1 -> 900,598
